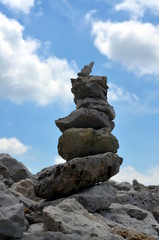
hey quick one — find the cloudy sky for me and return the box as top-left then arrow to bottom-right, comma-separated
0,0 -> 159,185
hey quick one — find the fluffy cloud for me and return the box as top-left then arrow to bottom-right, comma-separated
88,17 -> 159,76
112,165 -> 159,185
0,0 -> 35,14
54,156 -> 66,165
108,83 -> 138,105
115,0 -> 159,18
0,137 -> 28,155
0,13 -> 77,105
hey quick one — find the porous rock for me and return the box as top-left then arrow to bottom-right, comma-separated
58,127 -> 119,160
71,75 -> 107,89
55,107 -> 114,132
0,153 -> 33,182
43,198 -> 123,240
34,152 -> 122,199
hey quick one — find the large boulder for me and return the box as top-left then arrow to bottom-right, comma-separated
55,107 -> 114,132
0,154 -> 33,183
43,198 -> 123,240
34,152 -> 122,199
58,127 -> 119,160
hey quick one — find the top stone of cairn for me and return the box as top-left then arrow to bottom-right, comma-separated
77,61 -> 94,77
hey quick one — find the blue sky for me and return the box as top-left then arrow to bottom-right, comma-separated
0,0 -> 159,185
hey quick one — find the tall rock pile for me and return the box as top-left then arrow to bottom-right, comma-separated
34,62 -> 123,199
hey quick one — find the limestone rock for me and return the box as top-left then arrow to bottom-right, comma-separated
72,82 -> 107,103
21,232 -> 84,240
43,198 -> 123,240
71,182 -> 116,213
115,190 -> 159,211
76,97 -> 115,120
71,75 -> 107,89
58,127 -> 119,160
0,203 -> 24,239
55,107 -> 114,132
34,152 -> 122,199
113,228 -> 156,240
0,153 -> 33,182
99,203 -> 159,238
0,181 -> 19,207
10,179 -> 36,200
77,61 -> 94,77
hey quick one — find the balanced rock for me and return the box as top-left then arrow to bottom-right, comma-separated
55,107 -> 114,132
34,152 -> 122,199
58,127 -> 119,160
76,97 -> 115,120
77,61 -> 94,77
71,81 -> 107,103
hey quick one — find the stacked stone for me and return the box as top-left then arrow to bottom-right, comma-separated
34,62 -> 122,200
56,62 -> 120,161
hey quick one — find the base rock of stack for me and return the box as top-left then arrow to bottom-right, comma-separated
55,107 -> 114,132
34,152 -> 122,199
58,127 -> 119,161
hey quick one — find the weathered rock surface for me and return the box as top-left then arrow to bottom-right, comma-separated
71,75 -> 107,89
58,127 -> 119,160
98,203 -> 159,238
1,155 -> 159,240
72,81 -> 107,103
43,198 -> 123,240
55,107 -> 114,132
0,203 -> 25,239
76,97 -> 115,120
34,153 -> 122,199
0,153 -> 33,183
11,179 -> 36,200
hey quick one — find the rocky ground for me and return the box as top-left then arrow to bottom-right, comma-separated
1,153 -> 159,240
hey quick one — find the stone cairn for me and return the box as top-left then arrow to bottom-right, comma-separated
34,62 -> 123,199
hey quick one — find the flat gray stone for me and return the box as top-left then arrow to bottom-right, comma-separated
34,152 -> 122,199
76,98 -> 115,120
55,108 -> 114,132
58,127 -> 119,160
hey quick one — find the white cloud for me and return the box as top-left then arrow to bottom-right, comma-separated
88,17 -> 159,76
115,0 -> 159,19
108,83 -> 138,105
0,137 -> 28,155
0,0 -> 35,14
54,156 -> 66,165
112,165 -> 159,185
0,13 -> 77,106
